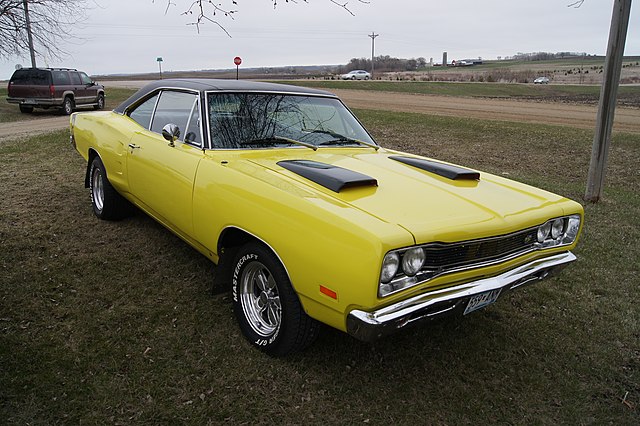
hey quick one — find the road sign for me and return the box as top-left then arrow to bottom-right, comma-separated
234,56 -> 242,66
157,57 -> 163,62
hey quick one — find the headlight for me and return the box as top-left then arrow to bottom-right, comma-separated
402,248 -> 425,276
562,215 -> 581,244
551,218 -> 564,239
380,252 -> 400,283
537,222 -> 551,242
536,215 -> 581,248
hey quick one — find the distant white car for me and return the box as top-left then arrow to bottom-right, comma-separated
534,77 -> 550,84
341,70 -> 371,80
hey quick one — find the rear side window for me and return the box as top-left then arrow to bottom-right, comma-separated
128,93 -> 159,129
150,91 -> 198,141
10,69 -> 50,85
70,72 -> 82,85
51,71 -> 71,85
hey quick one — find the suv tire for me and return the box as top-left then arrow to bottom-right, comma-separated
94,93 -> 105,110
62,97 -> 74,115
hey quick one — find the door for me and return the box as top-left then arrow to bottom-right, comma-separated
126,90 -> 204,237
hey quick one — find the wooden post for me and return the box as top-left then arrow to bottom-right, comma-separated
584,0 -> 632,203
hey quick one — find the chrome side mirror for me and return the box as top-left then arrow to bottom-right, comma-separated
162,123 -> 180,147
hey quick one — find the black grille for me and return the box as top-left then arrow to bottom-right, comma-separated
421,228 -> 538,271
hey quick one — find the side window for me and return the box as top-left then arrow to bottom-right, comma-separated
79,72 -> 92,85
52,71 -> 71,85
128,93 -> 159,129
150,91 -> 198,141
70,72 -> 82,85
184,99 -> 201,145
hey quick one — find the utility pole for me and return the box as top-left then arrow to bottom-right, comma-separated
368,32 -> 379,79
584,0 -> 632,202
23,0 -> 36,68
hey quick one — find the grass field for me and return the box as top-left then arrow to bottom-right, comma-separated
277,80 -> 640,101
1,111 -> 638,423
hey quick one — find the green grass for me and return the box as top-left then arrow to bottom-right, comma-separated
1,113 -> 638,423
0,88 -> 136,123
276,80 -> 640,100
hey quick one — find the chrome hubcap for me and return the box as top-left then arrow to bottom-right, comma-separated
240,261 -> 281,337
91,168 -> 104,211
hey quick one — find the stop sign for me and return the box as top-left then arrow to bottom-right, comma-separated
234,56 -> 242,66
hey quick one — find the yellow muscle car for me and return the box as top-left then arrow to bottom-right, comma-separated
70,79 -> 583,356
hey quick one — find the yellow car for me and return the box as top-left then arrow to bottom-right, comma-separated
70,79 -> 583,356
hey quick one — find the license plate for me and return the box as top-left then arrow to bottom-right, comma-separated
464,288 -> 502,315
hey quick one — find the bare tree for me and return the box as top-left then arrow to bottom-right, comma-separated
160,0 -> 370,35
0,0 -> 88,62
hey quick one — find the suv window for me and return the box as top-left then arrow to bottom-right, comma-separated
150,91 -> 198,141
52,70 -> 71,85
10,69 -> 50,85
129,93 -> 159,129
70,72 -> 82,85
79,72 -> 92,85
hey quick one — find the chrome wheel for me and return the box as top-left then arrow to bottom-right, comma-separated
239,261 -> 282,337
91,166 -> 104,212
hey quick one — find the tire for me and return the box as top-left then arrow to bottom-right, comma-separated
19,105 -> 33,113
61,97 -> 74,115
94,93 -> 105,110
351,76 -> 356,80
89,156 -> 128,220
232,242 -> 319,356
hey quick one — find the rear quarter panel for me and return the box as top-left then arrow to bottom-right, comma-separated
72,111 -> 140,192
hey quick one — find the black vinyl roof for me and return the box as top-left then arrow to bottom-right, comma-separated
113,79 -> 336,113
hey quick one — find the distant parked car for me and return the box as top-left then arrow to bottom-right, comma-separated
6,67 -> 105,114
341,70 -> 371,80
534,77 -> 550,84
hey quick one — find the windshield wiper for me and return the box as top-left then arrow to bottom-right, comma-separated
240,135 -> 317,151
302,129 -> 379,150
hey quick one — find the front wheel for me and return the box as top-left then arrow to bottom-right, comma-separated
89,156 -> 128,220
231,242 -> 319,356
94,93 -> 105,110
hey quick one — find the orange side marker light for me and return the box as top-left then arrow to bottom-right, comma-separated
320,285 -> 337,300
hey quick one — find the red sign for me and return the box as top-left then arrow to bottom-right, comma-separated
234,56 -> 242,66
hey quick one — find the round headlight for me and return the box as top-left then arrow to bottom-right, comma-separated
402,248 -> 425,276
380,252 -> 400,283
551,218 -> 564,239
537,222 -> 552,242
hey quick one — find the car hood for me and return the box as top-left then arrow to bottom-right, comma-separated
231,148 -> 569,244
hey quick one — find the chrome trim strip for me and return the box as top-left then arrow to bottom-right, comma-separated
348,251 -> 576,342
204,89 -> 339,98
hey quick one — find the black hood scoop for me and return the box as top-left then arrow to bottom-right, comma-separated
277,160 -> 378,193
390,156 -> 480,180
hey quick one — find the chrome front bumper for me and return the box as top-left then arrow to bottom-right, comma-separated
347,251 -> 576,342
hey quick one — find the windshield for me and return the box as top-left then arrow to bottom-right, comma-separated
207,93 -> 377,149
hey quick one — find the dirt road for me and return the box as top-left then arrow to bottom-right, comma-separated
2,81 -> 640,139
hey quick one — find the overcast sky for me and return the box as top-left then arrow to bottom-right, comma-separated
1,0 -> 639,79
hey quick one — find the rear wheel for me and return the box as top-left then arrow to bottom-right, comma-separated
89,156 -> 128,220
232,242 -> 319,356
61,97 -> 74,115
19,105 -> 33,113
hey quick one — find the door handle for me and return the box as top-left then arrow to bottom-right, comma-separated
128,143 -> 140,150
